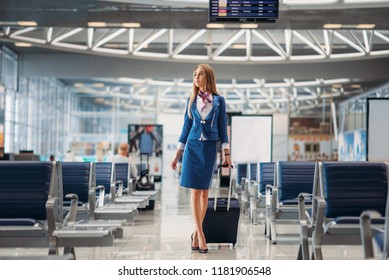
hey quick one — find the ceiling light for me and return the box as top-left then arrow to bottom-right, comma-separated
14,42 -> 32,47
332,84 -> 343,89
133,43 -> 149,49
323,78 -> 350,85
122,22 -> 141,28
88,22 -> 107,27
231,44 -> 246,49
240,24 -> 258,29
17,21 -> 37,26
206,23 -> 225,29
350,84 -> 362,88
323,24 -> 342,29
118,77 -> 145,84
356,24 -> 376,29
73,83 -> 85,87
93,83 -> 105,87
103,43 -> 123,48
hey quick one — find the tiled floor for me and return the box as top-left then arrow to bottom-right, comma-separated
0,172 -> 369,260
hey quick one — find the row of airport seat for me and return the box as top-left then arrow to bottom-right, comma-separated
234,161 -> 389,260
0,161 -> 160,259
63,162 -> 153,222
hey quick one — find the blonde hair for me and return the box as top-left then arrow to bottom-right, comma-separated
187,64 -> 219,119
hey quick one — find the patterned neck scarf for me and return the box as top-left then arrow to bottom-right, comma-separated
198,91 -> 213,112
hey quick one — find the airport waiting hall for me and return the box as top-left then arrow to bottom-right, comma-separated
1,1 -> 389,261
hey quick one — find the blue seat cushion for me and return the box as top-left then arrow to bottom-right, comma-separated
282,198 -> 312,205
0,218 -> 41,226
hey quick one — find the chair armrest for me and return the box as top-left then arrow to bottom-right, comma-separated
116,180 -> 123,197
298,192 -> 313,260
110,183 -> 116,203
64,194 -> 78,225
243,178 -> 250,200
360,210 -> 382,259
264,184 -> 275,238
88,189 -> 96,220
266,184 -> 277,209
298,193 -> 313,226
313,196 -> 326,236
270,186 -> 278,217
129,178 -> 136,194
265,184 -> 275,208
96,185 -> 105,208
46,197 -> 60,237
249,180 -> 259,200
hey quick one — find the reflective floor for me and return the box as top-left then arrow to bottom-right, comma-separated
0,172 -> 368,260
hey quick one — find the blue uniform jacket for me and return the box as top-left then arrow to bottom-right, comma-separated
178,94 -> 229,144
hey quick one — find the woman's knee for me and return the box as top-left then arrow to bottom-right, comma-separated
200,190 -> 209,200
191,189 -> 201,198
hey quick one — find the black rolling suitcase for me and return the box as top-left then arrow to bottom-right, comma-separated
135,153 -> 155,210
203,164 -> 240,246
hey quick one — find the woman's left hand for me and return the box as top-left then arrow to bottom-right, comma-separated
223,154 -> 232,168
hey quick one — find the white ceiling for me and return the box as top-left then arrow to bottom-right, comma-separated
2,0 -> 389,116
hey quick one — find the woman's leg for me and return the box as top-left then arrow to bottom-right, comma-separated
200,189 -> 209,221
191,189 -> 201,248
198,189 -> 209,250
191,189 -> 209,251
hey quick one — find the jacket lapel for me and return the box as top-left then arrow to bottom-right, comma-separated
205,94 -> 219,120
191,100 -> 202,120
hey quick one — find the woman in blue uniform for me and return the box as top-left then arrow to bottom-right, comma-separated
170,64 -> 232,254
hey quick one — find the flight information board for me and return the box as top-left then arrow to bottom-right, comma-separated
209,0 -> 279,22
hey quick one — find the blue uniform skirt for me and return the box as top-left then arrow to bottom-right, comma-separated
180,139 -> 217,190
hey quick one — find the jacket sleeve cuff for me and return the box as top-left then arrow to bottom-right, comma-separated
221,142 -> 230,150
177,142 -> 186,150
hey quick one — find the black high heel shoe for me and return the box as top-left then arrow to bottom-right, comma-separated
198,235 -> 208,254
191,233 -> 199,251
199,247 -> 208,254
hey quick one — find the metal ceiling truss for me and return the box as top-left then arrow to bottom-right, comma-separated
72,77 -> 359,116
2,27 -> 389,63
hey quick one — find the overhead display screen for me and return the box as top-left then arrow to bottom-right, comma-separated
209,0 -> 279,23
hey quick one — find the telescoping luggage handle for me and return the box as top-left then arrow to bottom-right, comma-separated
213,163 -> 234,212
140,153 -> 149,172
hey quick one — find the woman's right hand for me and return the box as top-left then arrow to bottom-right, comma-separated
170,149 -> 183,170
170,158 -> 178,170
